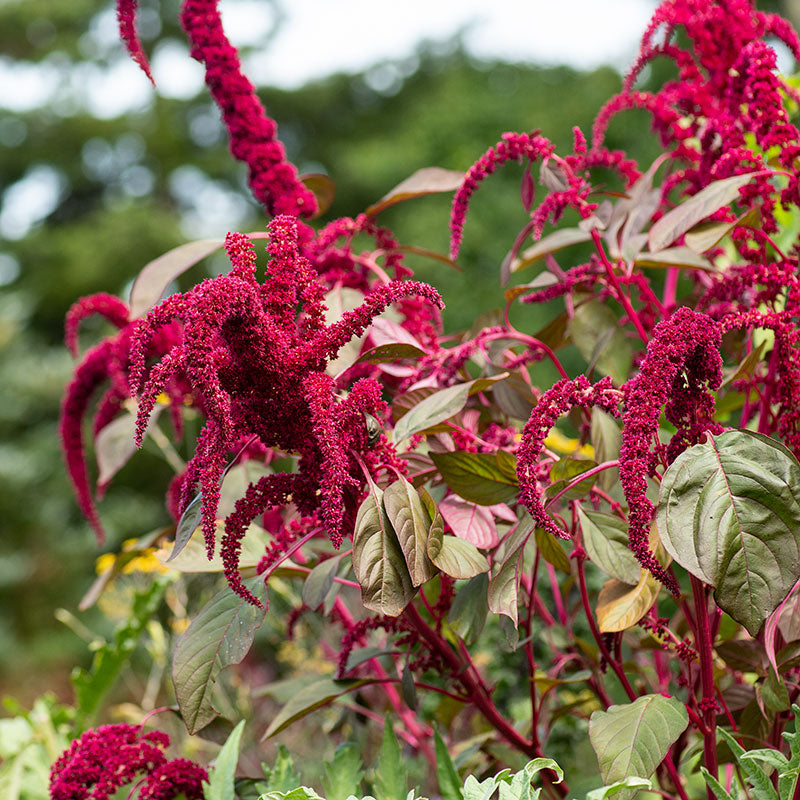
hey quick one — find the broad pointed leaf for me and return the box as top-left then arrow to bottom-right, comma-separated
568,299 -> 633,385
448,574 -> 489,644
488,525 -> 532,624
589,694 -> 689,783
657,431 -> 800,635
511,228 -> 592,275
352,481 -> 415,616
648,172 -> 757,252
367,167 -> 464,217
203,719 -> 244,800
431,451 -> 518,505
596,572 -> 659,633
634,247 -> 716,272
427,525 -> 489,580
302,554 -> 345,610
578,508 -> 640,585
383,478 -> 436,586
264,678 -> 371,738
172,576 -> 267,733
439,496 -> 499,548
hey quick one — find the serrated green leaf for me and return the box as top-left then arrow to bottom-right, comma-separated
448,574 -> 489,645
383,479 -> 436,586
374,721 -> 407,800
172,577 -> 266,734
264,678 -> 371,738
203,720 -> 245,800
260,745 -> 301,793
323,743 -> 365,800
588,694 -> 689,784
657,430 -> 800,635
701,767 -> 735,800
718,727 -> 778,800
431,452 -> 518,506
578,508 -> 640,585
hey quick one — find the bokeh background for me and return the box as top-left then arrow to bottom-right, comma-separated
1,0 -> 796,704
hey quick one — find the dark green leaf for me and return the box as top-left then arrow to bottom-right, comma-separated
545,457 -> 599,501
578,508 -> 640,585
534,528 -> 571,574
488,524 -> 532,625
588,694 -> 689,783
168,491 -> 204,563
264,678 -> 371,738
658,431 -> 800,635
715,640 -> 766,675
431,451 -> 518,506
448,574 -> 489,645
172,576 -> 267,734
357,342 -> 426,364
568,299 -> 633,384
352,480 -> 415,616
302,555 -> 344,610
401,663 -> 418,711
383,478 -> 436,586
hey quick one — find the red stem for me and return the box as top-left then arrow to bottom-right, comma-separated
690,575 -> 718,798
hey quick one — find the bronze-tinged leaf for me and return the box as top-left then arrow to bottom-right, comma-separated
366,167 -> 464,217
383,478 -> 436,586
300,173 -> 336,219
596,572 -> 659,633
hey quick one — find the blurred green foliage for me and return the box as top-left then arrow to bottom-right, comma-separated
0,0 -> 679,701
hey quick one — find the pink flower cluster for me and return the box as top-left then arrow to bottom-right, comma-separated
129,216 -> 442,604
49,723 -> 206,800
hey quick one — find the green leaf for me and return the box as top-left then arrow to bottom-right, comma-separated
578,508 -> 640,585
169,491 -> 204,563
545,457 -> 599,502
264,678 -> 371,738
400,663 -> 418,710
585,777 -> 652,800
717,727 -> 778,800
568,299 -> 633,385
588,694 -> 689,784
393,377 -> 506,444
591,408 -> 621,493
596,572 -> 659,633
488,525 -> 532,625
159,521 -> 271,573
352,480 -> 416,616
302,554 -> 344,610
172,576 -> 267,734
73,578 -> 168,727
533,528 -> 570,574
427,524 -> 489,580
434,729 -> 462,800
203,720 -> 245,800
510,228 -> 592,275
633,246 -> 716,272
367,167 -> 465,217
383,479 -> 437,586
431,452 -> 518,506
448,574 -> 489,645
260,745 -> 301,793
95,404 -> 161,488
657,430 -> 800,635
701,767 -> 735,800
323,743 -> 365,800
300,173 -> 336,219
374,721 -> 407,800
357,343 -> 427,364
648,172 -> 758,252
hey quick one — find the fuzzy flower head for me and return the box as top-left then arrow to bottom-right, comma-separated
130,215 -> 443,604
49,723 -> 206,800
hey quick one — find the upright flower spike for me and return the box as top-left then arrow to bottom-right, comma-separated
130,215 -> 443,603
619,307 -> 722,592
179,0 -> 317,218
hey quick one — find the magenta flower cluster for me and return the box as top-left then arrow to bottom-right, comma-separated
49,723 -> 206,800
129,216 -> 442,604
